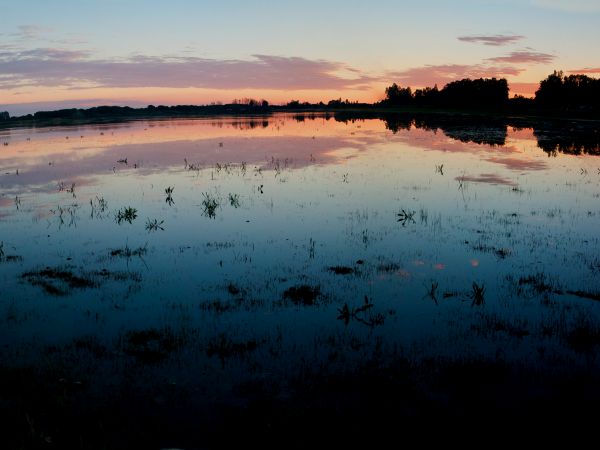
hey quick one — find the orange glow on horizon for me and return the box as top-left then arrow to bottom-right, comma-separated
1,78 -> 543,110
0,85 -> 385,109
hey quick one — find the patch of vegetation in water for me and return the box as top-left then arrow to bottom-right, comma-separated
327,266 -> 355,275
282,285 -> 321,306
21,267 -> 97,296
123,328 -> 183,364
206,333 -> 261,363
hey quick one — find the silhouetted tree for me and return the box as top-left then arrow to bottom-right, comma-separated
0,111 -> 9,121
535,71 -> 565,107
439,78 -> 508,108
383,83 -> 413,105
413,85 -> 440,106
536,71 -> 600,111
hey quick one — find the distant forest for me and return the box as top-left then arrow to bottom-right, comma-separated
379,71 -> 600,113
1,71 -> 599,126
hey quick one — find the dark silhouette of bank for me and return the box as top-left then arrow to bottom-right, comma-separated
329,111 -> 599,155
1,71 -> 600,131
381,78 -> 509,109
536,71 -> 600,113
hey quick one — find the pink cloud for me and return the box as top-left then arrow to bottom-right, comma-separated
568,67 -> 600,74
485,156 -> 548,171
487,51 -> 555,64
456,173 -> 516,186
458,35 -> 524,46
388,64 -> 522,87
0,49 -> 375,91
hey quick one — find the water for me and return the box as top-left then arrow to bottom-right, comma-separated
1,113 -> 600,442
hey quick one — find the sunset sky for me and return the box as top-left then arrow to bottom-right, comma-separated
1,0 -> 599,115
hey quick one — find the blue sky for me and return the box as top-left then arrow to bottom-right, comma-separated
1,0 -> 599,114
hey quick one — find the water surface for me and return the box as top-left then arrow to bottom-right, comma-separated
1,113 -> 600,443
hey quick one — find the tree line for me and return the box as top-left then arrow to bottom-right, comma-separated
1,71 -> 599,123
380,71 -> 600,113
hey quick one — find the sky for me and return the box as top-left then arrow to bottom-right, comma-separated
1,0 -> 599,115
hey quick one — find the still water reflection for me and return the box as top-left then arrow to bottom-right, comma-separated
1,114 -> 600,425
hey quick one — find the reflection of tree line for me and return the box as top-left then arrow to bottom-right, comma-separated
294,112 -> 600,156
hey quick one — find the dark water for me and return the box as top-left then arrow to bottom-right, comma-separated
1,113 -> 600,446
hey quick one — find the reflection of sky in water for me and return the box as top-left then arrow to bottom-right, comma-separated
1,114 -> 600,367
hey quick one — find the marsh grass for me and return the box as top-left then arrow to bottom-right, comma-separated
471,313 -> 530,338
115,206 -> 137,224
89,196 -> 108,219
20,266 -> 140,296
21,267 -> 97,296
514,273 -> 561,297
49,204 -> 80,227
165,186 -> 175,205
110,243 -> 147,259
328,266 -> 355,275
424,281 -> 439,304
228,193 -> 241,208
283,285 -> 321,306
145,218 -> 165,232
338,296 -> 387,327
184,159 -> 202,173
396,209 -> 415,226
201,192 -> 220,218
470,282 -> 485,306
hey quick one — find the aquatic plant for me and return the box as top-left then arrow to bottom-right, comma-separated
90,196 -> 108,218
283,285 -> 321,306
201,192 -> 220,218
21,267 -> 97,296
425,281 -> 439,304
337,296 -> 383,327
328,266 -> 354,275
145,218 -> 165,232
470,282 -> 486,306
396,209 -> 415,226
228,193 -> 240,208
115,206 -> 138,224
165,186 -> 175,206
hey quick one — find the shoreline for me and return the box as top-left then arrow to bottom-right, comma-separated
2,105 -> 600,132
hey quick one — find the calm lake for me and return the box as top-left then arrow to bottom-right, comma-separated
1,112 -> 600,444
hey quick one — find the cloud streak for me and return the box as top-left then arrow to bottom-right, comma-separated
458,34 -> 524,46
0,48 -> 375,91
568,67 -> 600,74
388,64 -> 522,87
10,25 -> 54,41
487,51 -> 555,64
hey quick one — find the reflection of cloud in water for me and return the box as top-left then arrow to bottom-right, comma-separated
0,135 -> 379,193
456,173 -> 516,186
0,196 -> 14,208
1,174 -> 99,195
390,127 -> 548,173
484,156 -> 547,171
